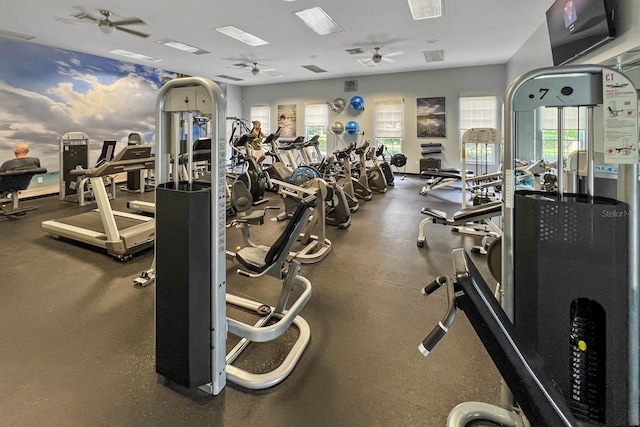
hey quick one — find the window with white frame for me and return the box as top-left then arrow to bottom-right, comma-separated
540,106 -> 587,163
250,105 -> 270,135
304,103 -> 328,156
459,96 -> 499,165
374,98 -> 404,156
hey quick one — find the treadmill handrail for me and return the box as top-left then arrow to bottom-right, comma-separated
70,146 -> 154,178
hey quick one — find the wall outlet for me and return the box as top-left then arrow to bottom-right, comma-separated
415,160 -> 418,165
37,177 -> 43,183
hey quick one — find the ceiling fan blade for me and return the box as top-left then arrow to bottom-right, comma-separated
382,57 -> 396,63
116,26 -> 150,38
72,12 -> 99,22
111,18 -> 146,26
385,50 -> 405,57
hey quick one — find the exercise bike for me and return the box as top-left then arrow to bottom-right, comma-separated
366,144 -> 388,193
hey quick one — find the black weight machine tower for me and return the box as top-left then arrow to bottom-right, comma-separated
154,77 -> 313,394
421,65 -> 639,426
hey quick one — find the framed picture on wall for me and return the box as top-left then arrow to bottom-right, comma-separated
277,104 -> 297,138
417,97 -> 446,138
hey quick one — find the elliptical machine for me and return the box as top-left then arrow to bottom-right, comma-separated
353,141 -> 373,200
366,145 -> 388,193
378,145 -> 395,186
228,119 -> 268,205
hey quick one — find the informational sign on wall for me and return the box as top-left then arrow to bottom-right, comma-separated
602,69 -> 639,164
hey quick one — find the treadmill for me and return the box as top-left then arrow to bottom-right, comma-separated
42,145 -> 155,261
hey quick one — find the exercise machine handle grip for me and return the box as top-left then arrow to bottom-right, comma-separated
419,275 -> 457,357
419,323 -> 448,356
422,276 -> 447,295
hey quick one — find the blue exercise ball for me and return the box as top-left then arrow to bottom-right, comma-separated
349,96 -> 365,111
345,121 -> 360,135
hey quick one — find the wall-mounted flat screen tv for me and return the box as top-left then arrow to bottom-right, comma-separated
546,0 -> 615,66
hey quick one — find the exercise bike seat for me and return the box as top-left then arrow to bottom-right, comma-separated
230,180 -> 274,224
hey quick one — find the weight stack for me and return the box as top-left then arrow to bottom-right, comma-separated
513,191 -> 630,426
155,181 -> 211,388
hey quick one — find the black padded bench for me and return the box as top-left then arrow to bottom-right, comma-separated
0,167 -> 47,218
420,199 -> 502,225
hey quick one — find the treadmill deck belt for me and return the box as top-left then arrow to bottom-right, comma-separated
55,211 -> 144,233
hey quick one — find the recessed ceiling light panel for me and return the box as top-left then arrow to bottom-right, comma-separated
109,49 -> 162,62
156,39 -> 209,55
294,7 -> 344,35
0,28 -> 35,41
215,26 -> 268,46
408,0 -> 443,20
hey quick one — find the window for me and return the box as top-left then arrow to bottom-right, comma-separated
374,98 -> 404,156
459,96 -> 499,165
540,106 -> 586,163
304,103 -> 328,156
250,105 -> 270,135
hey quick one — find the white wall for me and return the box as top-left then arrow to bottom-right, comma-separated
506,24 -> 554,89
240,65 -> 506,174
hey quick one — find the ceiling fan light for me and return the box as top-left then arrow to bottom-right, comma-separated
99,21 -> 115,34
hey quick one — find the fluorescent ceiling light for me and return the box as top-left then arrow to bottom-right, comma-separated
294,7 -> 344,35
0,28 -> 35,41
408,0 -> 443,20
215,26 -> 268,46
156,39 -> 210,55
109,49 -> 162,63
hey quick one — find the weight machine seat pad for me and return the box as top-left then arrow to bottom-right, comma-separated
421,200 -> 502,225
236,197 -> 315,274
236,246 -> 269,272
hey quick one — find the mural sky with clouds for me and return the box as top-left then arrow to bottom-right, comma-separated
0,36 -> 177,180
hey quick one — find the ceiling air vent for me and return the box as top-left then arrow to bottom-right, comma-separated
215,75 -> 244,82
302,65 -> 327,73
423,49 -> 445,62
346,48 -> 365,55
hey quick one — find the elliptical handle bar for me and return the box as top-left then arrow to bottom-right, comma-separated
419,275 -> 457,356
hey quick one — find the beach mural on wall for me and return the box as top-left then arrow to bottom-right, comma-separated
0,36 -> 179,190
277,104 -> 297,138
416,96 -> 446,138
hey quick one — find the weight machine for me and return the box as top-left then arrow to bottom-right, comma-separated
154,77 -> 313,394
421,65 -> 639,426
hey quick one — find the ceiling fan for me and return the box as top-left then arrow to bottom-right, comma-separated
372,47 -> 404,64
73,9 -> 150,38
356,47 -> 404,68
228,62 -> 279,77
